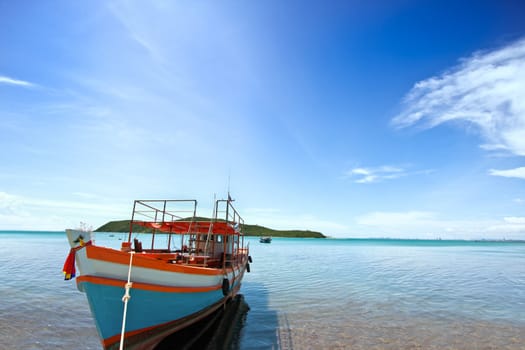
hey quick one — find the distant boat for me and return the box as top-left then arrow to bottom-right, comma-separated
259,236 -> 272,243
63,197 -> 251,350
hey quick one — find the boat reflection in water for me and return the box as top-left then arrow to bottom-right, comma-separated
155,294 -> 250,350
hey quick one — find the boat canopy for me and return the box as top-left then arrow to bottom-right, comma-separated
122,198 -> 247,266
127,199 -> 244,242
134,220 -> 241,235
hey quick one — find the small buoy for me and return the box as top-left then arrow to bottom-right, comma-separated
246,262 -> 251,273
222,278 -> 230,296
248,255 -> 253,263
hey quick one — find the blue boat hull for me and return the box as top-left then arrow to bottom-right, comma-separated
78,279 -> 230,349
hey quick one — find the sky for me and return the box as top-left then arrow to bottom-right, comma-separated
1,0 -> 525,239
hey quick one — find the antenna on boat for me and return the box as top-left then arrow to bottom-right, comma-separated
227,171 -> 231,200
212,193 -> 217,218
227,171 -> 235,203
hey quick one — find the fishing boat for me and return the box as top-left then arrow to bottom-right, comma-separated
259,236 -> 272,243
63,197 -> 251,350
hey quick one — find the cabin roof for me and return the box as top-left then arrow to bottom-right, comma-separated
133,220 -> 242,235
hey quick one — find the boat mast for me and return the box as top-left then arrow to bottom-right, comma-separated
128,201 -> 138,243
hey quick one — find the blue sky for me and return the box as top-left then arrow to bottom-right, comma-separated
1,0 -> 525,238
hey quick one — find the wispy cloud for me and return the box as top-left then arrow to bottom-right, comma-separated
0,191 -> 19,214
355,211 -> 525,239
489,167 -> 525,179
261,214 -> 349,236
503,216 -> 525,224
357,211 -> 436,227
485,216 -> 525,237
72,192 -> 101,199
345,165 -> 404,183
107,1 -> 166,64
343,165 -> 431,184
355,210 -> 453,238
0,75 -> 35,87
392,37 -> 525,157
243,207 -> 348,236
0,191 -> 129,230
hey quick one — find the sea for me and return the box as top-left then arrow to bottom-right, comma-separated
1,231 -> 524,350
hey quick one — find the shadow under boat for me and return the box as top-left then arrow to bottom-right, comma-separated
155,294 -> 249,350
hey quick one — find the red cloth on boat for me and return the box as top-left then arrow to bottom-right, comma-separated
62,241 -> 91,281
62,249 -> 76,280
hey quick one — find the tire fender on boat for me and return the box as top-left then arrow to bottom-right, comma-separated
246,262 -> 251,273
222,278 -> 230,296
248,255 -> 253,263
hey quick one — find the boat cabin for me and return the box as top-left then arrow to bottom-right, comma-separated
122,199 -> 247,269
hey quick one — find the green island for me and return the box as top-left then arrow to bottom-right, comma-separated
95,219 -> 326,238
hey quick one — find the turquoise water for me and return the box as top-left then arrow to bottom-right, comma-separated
1,232 -> 524,349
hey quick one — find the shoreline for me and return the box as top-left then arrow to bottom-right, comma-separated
1,230 -> 524,243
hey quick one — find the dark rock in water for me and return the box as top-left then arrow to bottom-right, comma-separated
155,295 -> 250,350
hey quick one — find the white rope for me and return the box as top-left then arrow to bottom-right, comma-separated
119,251 -> 135,350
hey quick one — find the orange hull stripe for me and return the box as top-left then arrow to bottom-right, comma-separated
102,324 -> 159,347
85,245 -> 234,276
77,275 -> 220,293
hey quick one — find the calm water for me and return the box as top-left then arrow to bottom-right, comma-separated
1,232 -> 524,349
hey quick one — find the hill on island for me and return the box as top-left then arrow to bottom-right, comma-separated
95,219 -> 325,238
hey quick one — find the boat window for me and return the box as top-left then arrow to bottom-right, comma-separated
216,235 -> 222,243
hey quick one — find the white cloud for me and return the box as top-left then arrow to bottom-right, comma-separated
244,207 -> 281,215
0,191 -> 20,214
344,165 -> 431,184
356,211 -> 436,227
269,214 -> 349,234
485,217 -> 525,237
344,165 -> 404,183
72,192 -> 100,199
355,210 -> 459,239
479,143 -> 508,151
0,75 -> 35,87
0,191 -> 129,230
243,207 -> 349,237
489,167 -> 525,179
392,37 -> 525,157
355,211 -> 525,239
107,1 -> 167,65
503,216 -> 525,224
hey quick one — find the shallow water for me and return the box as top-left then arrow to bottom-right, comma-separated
242,238 -> 525,349
1,232 -> 524,349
